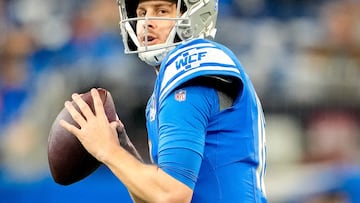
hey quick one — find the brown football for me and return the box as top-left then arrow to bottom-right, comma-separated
47,88 -> 117,185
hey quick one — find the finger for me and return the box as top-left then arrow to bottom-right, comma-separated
91,88 -> 106,118
64,101 -> 87,126
72,93 -> 94,119
59,119 -> 81,137
110,121 -> 121,131
116,119 -> 124,129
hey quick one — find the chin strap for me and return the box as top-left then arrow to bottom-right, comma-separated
138,45 -> 176,66
138,26 -> 179,66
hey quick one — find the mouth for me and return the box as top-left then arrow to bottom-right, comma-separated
142,35 -> 157,46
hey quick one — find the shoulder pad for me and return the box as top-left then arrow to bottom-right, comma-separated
158,40 -> 240,102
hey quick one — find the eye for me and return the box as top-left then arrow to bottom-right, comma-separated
158,9 -> 168,15
136,9 -> 146,17
157,7 -> 172,16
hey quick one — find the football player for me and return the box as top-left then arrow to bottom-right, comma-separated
61,0 -> 267,202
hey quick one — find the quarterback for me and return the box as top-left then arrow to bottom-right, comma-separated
61,0 -> 267,202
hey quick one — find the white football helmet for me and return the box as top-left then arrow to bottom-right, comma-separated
116,0 -> 218,66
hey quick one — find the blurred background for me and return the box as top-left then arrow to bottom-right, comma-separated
0,0 -> 359,202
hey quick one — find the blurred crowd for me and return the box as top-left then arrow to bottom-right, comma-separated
0,0 -> 360,202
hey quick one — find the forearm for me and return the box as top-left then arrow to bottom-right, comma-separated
102,146 -> 192,203
117,128 -> 148,202
129,193 -> 147,203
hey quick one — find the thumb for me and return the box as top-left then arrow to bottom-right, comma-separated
110,120 -> 121,131
114,114 -> 124,129
110,120 -> 125,132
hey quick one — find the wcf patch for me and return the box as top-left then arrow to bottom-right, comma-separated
175,89 -> 186,102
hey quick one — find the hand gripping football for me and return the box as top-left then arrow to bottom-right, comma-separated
47,88 -> 117,185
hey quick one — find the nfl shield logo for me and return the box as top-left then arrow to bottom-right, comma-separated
175,89 -> 186,102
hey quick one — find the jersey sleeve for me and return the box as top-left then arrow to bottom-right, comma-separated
157,85 -> 218,189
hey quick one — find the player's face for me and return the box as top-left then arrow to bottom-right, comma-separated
136,0 -> 177,46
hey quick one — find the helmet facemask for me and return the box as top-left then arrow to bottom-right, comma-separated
117,0 -> 218,66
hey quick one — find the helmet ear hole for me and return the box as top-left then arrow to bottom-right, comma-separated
176,17 -> 193,40
180,27 -> 194,39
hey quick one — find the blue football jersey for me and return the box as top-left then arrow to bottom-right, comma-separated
145,38 -> 267,202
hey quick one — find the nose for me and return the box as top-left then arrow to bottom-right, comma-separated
140,17 -> 155,30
